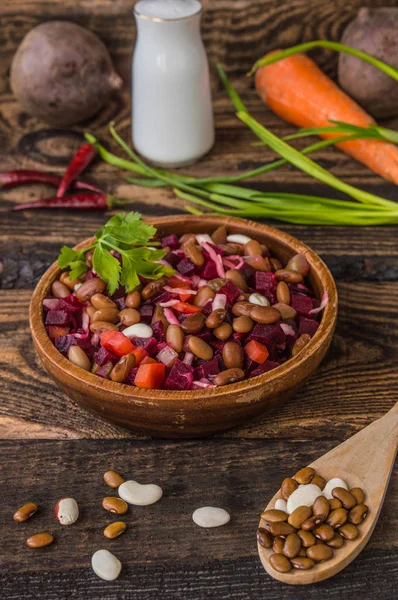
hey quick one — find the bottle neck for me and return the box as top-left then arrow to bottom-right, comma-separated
135,12 -> 202,43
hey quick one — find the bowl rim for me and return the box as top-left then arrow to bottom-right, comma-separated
30,215 -> 338,402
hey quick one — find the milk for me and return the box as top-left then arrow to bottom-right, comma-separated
132,0 -> 214,167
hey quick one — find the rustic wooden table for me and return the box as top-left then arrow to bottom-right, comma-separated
1,1 -> 397,598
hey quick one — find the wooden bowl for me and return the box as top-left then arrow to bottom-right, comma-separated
30,215 -> 337,438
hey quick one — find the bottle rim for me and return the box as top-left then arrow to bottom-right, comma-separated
134,1 -> 202,22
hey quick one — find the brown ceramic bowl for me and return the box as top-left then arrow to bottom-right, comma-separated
30,215 -> 337,438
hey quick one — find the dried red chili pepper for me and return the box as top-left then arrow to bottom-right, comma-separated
0,169 -> 101,192
13,191 -> 116,211
56,143 -> 97,198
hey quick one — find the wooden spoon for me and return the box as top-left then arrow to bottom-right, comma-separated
258,401 -> 398,584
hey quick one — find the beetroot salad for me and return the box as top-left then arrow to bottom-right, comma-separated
43,213 -> 327,391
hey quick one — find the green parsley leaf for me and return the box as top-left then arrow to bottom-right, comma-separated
57,212 -> 174,294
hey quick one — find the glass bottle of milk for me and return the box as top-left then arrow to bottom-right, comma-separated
132,0 -> 214,167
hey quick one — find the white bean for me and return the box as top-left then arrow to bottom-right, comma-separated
226,234 -> 252,245
67,346 -> 91,371
274,498 -> 288,512
122,323 -> 153,339
248,293 -> 269,307
54,497 -> 79,525
192,507 -> 230,528
91,549 -> 122,581
118,480 -> 163,506
286,484 -> 323,514
323,478 -> 348,499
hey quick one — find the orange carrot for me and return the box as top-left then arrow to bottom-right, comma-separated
255,51 -> 398,185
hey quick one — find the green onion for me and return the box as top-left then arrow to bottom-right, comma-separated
248,41 -> 398,79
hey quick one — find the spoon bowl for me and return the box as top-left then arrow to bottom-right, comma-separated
258,402 -> 398,584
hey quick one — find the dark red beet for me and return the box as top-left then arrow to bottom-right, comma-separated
291,294 -> 313,317
255,271 -> 275,291
248,324 -> 286,355
250,360 -> 280,378
139,304 -> 154,323
115,297 -> 126,311
45,310 -> 70,327
162,234 -> 180,249
165,359 -> 194,390
151,320 -> 166,343
133,336 -> 159,356
94,346 -> 119,366
219,280 -> 241,305
152,290 -> 174,305
200,260 -> 219,279
96,361 -> 113,379
298,317 -> 319,337
193,357 -> 220,380
125,367 -> 139,385
177,257 -> 195,275
53,295 -> 85,313
164,251 -> 180,267
54,335 -> 75,354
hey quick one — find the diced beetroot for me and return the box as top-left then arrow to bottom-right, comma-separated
139,304 -> 154,323
248,323 -> 286,352
245,358 -> 258,375
202,243 -> 224,258
298,317 -> 319,337
111,285 -> 127,300
115,297 -> 126,311
54,335 -> 75,354
250,360 -> 280,378
200,260 -> 219,280
94,346 -> 119,366
210,338 -> 227,353
255,271 -> 275,292
193,357 -> 219,380
152,290 -> 174,305
164,359 -> 194,390
202,301 -> 214,316
232,332 -> 246,343
125,367 -> 139,385
312,298 -> 320,310
177,257 -> 195,275
75,336 -> 96,358
47,326 -> 70,340
218,280 -> 241,305
290,294 -> 313,317
45,310 -> 70,327
54,295 -> 85,313
289,283 -> 313,297
195,329 -> 213,344
133,336 -> 159,356
151,320 -> 166,343
164,251 -> 180,267
191,379 -> 215,390
84,270 -> 97,281
96,361 -> 113,379
162,234 -> 180,250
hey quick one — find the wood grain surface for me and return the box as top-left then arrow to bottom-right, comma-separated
0,0 -> 397,597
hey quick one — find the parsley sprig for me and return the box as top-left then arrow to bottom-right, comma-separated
58,212 -> 174,294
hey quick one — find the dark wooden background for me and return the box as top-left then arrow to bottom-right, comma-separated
0,1 -> 397,598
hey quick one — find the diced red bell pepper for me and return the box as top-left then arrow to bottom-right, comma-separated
135,362 -> 166,389
245,339 -> 269,364
100,330 -> 135,357
131,346 -> 149,366
173,301 -> 202,314
47,326 -> 70,340
168,275 -> 191,289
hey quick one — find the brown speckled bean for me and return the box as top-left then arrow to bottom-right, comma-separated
75,278 -> 105,302
312,475 -> 326,491
110,354 -> 136,383
257,528 -> 273,548
60,272 -> 81,290
280,477 -> 298,500
327,508 -> 348,528
125,291 -> 141,309
306,543 -> 333,562
275,269 -> 303,284
52,281 -> 70,298
90,321 -> 118,333
332,488 -> 357,509
272,303 -> 297,321
329,498 -> 343,510
119,308 -> 141,326
261,510 -> 288,523
348,504 -> 368,525
273,538 -> 284,553
194,286 -> 216,307
212,226 -> 227,245
91,294 -> 117,310
214,323 -> 232,340
269,553 -> 292,573
313,524 -> 335,542
102,497 -> 128,515
312,496 -> 330,521
225,269 -> 248,291
104,470 -> 125,488
92,308 -> 120,324
338,523 -> 359,540
205,309 -> 227,329
288,506 -> 312,529
142,278 -> 167,300
269,522 -> 296,538
282,533 -> 302,559
231,301 -> 253,317
350,488 -> 365,505
181,313 -> 206,334
13,502 -> 38,522
276,281 -> 290,304
67,346 -> 91,371
327,532 -> 344,549
291,556 -> 315,570
184,242 -> 204,267
166,324 -> 184,353
294,467 -> 315,484
232,316 -> 254,333
188,336 -> 213,361
213,368 -> 244,387
297,530 -> 316,548
104,521 -> 127,539
244,239 -> 263,257
222,341 -> 244,370
250,306 -> 281,324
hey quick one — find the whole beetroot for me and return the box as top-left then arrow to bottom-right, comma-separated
338,7 -> 398,119
10,21 -> 123,126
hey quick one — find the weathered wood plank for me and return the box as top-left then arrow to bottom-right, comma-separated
0,438 -> 397,598
1,282 -> 397,440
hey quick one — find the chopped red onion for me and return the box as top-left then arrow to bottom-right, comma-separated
164,286 -> 197,296
196,234 -> 213,245
173,272 -> 192,285
182,352 -> 194,366
280,323 -> 296,337
73,310 -> 90,339
309,291 -> 329,315
163,308 -> 181,325
202,242 -> 225,278
157,345 -> 178,367
159,299 -> 180,308
43,298 -> 60,310
91,332 -> 100,346
212,293 -> 227,311
222,255 -> 245,270
191,379 -> 215,389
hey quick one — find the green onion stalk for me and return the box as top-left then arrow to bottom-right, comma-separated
85,41 -> 398,226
